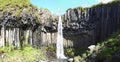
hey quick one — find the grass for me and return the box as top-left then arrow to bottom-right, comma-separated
0,45 -> 44,62
0,0 -> 30,10
72,30 -> 120,62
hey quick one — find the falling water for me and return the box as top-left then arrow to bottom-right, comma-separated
56,15 -> 67,59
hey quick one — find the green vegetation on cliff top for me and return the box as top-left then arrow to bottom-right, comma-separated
73,0 -> 120,10
0,0 -> 31,10
0,0 -> 36,16
0,0 -> 51,24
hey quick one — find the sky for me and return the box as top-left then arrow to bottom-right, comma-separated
30,0 -> 113,14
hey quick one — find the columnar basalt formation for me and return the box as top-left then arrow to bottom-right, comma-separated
0,0 -> 120,49
0,0 -> 58,47
62,1 -> 120,48
0,10 -> 58,47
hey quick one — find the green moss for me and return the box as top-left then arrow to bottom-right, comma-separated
73,30 -> 120,62
90,0 -> 120,8
65,48 -> 75,57
96,31 -> 120,59
0,0 -> 27,10
0,0 -> 31,16
0,0 -> 52,24
0,46 -> 44,62
0,0 -> 38,15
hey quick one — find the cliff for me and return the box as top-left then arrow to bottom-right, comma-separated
0,0 -> 58,47
62,1 -> 120,48
0,0 -> 120,49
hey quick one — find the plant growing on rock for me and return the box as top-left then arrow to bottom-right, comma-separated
73,30 -> 120,62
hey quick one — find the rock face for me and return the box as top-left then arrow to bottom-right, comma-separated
0,9 -> 58,47
62,1 -> 120,48
0,0 -> 120,49
0,0 -> 58,47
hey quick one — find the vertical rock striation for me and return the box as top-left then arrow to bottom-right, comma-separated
0,0 -> 120,49
62,1 -> 120,48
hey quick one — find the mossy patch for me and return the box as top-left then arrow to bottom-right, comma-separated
0,45 -> 44,62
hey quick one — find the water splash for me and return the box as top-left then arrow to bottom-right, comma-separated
56,15 -> 67,59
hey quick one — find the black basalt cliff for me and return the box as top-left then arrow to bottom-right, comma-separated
61,1 -> 120,48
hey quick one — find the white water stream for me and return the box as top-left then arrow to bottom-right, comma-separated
56,15 -> 67,59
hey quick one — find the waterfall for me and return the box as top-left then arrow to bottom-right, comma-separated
56,15 -> 67,59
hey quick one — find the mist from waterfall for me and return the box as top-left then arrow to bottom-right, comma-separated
56,15 -> 67,59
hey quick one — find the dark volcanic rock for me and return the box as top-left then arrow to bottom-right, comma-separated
110,50 -> 120,62
0,0 -> 58,47
43,17 -> 58,32
62,1 -> 120,48
103,49 -> 120,62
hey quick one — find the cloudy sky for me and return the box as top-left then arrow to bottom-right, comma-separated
30,0 -> 113,14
